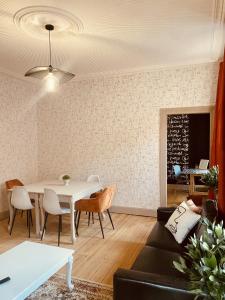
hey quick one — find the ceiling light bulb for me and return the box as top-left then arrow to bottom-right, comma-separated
45,72 -> 58,92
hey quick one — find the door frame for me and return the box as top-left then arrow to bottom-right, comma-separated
159,106 -> 214,207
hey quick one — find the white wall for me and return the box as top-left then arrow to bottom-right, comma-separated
37,63 -> 219,212
0,72 -> 38,213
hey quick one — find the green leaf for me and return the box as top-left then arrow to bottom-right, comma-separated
215,224 -> 223,238
203,255 -> 217,269
209,275 -> 215,281
179,256 -> 187,268
173,261 -> 185,273
201,242 -> 210,252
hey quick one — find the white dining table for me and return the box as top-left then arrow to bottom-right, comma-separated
8,180 -> 102,244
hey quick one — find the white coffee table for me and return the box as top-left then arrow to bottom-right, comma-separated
0,241 -> 74,300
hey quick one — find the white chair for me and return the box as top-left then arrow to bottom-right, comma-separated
199,159 -> 209,170
41,188 -> 71,246
173,165 -> 182,178
87,175 -> 100,183
10,187 -> 34,238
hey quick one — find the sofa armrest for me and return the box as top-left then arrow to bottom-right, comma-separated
114,268 -> 198,300
157,207 -> 176,222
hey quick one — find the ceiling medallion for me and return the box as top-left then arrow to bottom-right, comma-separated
13,6 -> 83,39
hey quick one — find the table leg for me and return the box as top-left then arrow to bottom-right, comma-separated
189,174 -> 194,195
7,191 -> 13,232
66,255 -> 74,290
35,194 -> 41,237
69,199 -> 76,244
39,195 -> 44,231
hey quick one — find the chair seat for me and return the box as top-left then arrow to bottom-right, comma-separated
21,205 -> 34,210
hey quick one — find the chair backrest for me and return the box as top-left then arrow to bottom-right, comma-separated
87,175 -> 100,183
199,159 -> 209,170
43,188 -> 63,215
11,187 -> 33,210
173,165 -> 181,177
98,185 -> 117,212
5,179 -> 24,190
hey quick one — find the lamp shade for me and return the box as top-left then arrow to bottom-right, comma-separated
25,65 -> 75,84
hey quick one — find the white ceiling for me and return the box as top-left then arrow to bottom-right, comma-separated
0,0 -> 224,80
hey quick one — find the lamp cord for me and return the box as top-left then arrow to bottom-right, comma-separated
48,29 -> 52,66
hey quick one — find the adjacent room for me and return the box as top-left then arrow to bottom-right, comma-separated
0,1 -> 225,300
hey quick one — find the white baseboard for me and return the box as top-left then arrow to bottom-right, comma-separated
110,206 -> 157,217
0,207 -> 157,221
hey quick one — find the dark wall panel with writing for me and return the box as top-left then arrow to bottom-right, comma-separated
167,114 -> 189,181
167,113 -> 210,183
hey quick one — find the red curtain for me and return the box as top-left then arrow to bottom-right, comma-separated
210,57 -> 225,218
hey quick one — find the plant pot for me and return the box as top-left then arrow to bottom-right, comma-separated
203,199 -> 218,221
63,179 -> 70,186
208,187 -> 216,200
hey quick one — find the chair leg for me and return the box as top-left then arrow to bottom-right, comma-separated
41,212 -> 48,241
30,210 -> 33,227
92,212 -> 94,224
88,212 -> 90,226
26,210 -> 28,227
58,215 -> 62,247
21,210 -> 23,218
74,211 -> 79,236
107,209 -> 115,230
10,208 -> 17,235
28,210 -> 31,238
98,213 -> 104,239
60,215 -> 63,232
76,211 -> 81,236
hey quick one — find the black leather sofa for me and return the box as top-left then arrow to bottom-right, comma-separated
113,207 -> 204,300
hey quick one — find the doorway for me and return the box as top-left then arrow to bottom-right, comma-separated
160,106 -> 214,207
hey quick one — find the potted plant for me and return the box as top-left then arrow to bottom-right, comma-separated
201,165 -> 219,200
173,218 -> 225,300
62,175 -> 70,186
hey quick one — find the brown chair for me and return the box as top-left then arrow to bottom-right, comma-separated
5,179 -> 24,190
75,185 -> 116,239
5,179 -> 33,226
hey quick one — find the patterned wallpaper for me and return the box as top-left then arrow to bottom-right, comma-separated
37,63 -> 219,210
0,72 -> 38,213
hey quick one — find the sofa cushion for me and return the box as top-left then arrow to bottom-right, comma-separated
165,201 -> 201,244
132,246 -> 184,279
146,222 -> 185,253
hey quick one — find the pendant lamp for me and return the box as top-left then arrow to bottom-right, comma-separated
25,24 -> 75,91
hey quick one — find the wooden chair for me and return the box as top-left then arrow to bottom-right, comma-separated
5,179 -> 24,190
75,185 -> 116,239
86,174 -> 101,222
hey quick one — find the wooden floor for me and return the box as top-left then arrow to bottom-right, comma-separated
0,212 -> 155,285
167,187 -> 188,206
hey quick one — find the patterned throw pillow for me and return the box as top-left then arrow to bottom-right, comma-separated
165,201 -> 201,244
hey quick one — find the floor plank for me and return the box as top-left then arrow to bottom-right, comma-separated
0,212 -> 155,285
